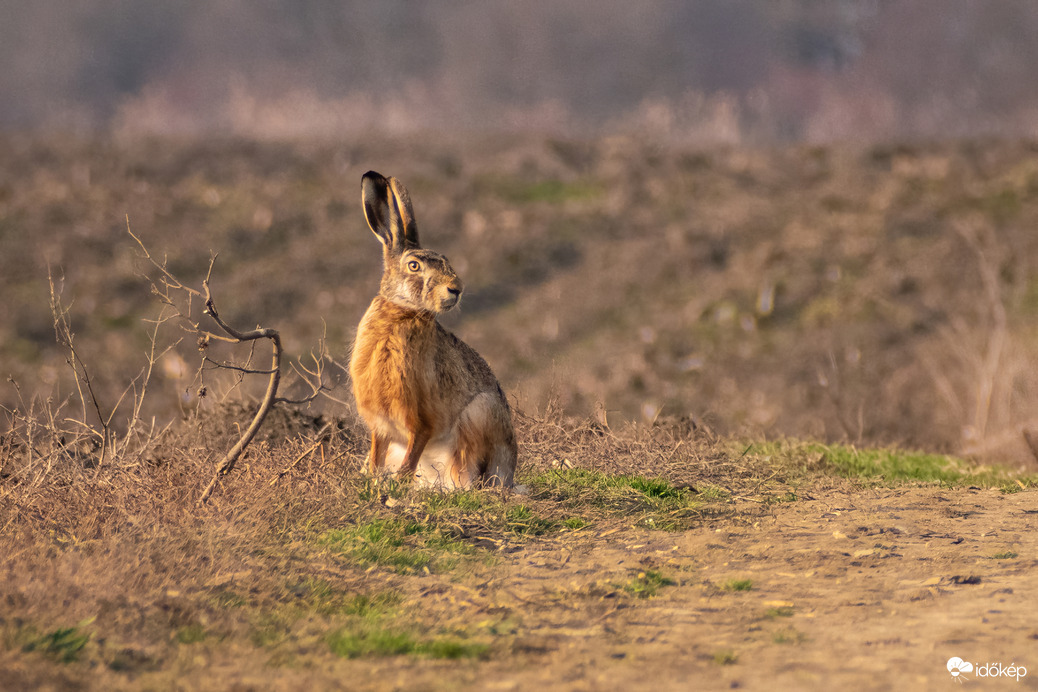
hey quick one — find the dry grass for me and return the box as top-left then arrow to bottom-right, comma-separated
3,390 -> 1036,689
0,404 -> 721,689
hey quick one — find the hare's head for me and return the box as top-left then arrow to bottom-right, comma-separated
361,171 -> 463,314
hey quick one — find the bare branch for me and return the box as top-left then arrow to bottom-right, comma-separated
276,347 -> 328,406
198,259 -> 283,505
49,268 -> 112,470
129,222 -> 330,504
127,216 -> 203,301
202,358 -> 278,376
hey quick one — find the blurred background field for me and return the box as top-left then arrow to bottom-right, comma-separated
3,1 -> 1038,465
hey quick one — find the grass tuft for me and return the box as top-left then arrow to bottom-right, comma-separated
772,628 -> 807,645
764,606 -> 796,619
175,623 -> 208,644
620,570 -> 676,599
327,625 -> 489,660
990,551 -> 1018,560
722,578 -> 754,592
506,504 -> 558,536
19,622 -> 93,663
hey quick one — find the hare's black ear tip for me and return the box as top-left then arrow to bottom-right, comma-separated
362,171 -> 386,184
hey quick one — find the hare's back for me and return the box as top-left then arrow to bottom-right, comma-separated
435,323 -> 508,396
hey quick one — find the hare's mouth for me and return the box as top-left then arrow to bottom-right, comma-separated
439,287 -> 461,311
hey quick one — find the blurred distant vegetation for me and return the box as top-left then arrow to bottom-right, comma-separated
3,134 -> 1038,464
4,1 -> 1038,142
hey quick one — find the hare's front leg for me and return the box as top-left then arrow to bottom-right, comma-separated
397,428 -> 432,479
367,432 -> 389,475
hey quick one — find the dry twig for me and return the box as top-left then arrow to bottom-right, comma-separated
197,259 -> 285,504
270,422 -> 333,485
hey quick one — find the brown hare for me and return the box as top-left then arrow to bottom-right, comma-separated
349,171 -> 517,489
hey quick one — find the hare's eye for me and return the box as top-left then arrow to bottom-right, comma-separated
407,260 -> 421,272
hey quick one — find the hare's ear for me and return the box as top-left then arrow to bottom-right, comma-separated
388,176 -> 420,248
361,171 -> 420,254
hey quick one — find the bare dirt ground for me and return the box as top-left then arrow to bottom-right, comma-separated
338,488 -> 1038,692
6,480 -> 1033,692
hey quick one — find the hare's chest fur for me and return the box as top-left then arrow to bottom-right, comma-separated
350,299 -> 449,436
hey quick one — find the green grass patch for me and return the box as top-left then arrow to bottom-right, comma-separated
210,589 -> 249,609
619,570 -> 675,599
175,623 -> 208,644
249,610 -> 295,648
990,551 -> 1018,560
723,578 -> 754,592
763,491 -> 799,504
772,627 -> 807,645
741,440 -> 1038,490
506,504 -> 558,536
328,626 -> 415,658
697,485 -> 732,501
327,624 -> 489,660
411,470 -> 707,537
18,621 -> 93,663
418,488 -> 491,514
318,518 -> 471,574
247,585 -> 406,652
526,468 -> 703,530
713,649 -> 738,665
285,577 -> 402,618
342,592 -> 404,618
417,487 -> 563,539
764,606 -> 795,619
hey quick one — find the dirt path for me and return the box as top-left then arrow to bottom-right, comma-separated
4,486 -> 1035,691
366,487 -> 1038,691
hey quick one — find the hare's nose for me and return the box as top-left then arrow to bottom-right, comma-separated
447,286 -> 461,297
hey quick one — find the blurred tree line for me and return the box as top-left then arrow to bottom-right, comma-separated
3,1 -> 1038,141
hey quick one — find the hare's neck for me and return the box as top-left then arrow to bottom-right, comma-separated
374,295 -> 435,324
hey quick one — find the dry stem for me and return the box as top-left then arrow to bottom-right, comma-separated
129,220 -> 326,503
196,259 -> 283,504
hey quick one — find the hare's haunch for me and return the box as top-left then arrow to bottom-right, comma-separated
349,171 -> 517,488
